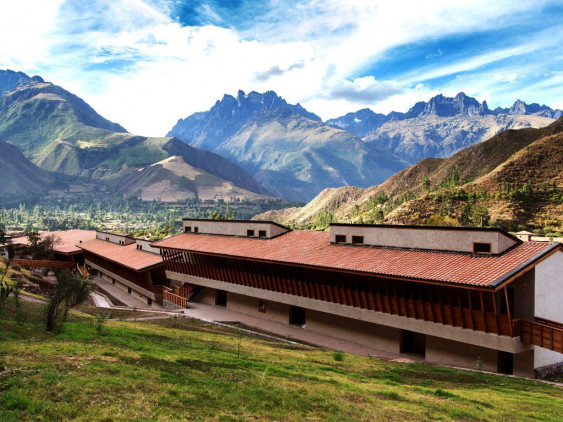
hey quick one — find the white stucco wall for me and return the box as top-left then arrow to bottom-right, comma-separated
534,249 -> 563,368
96,232 -> 135,245
182,220 -> 289,239
329,226 -> 517,254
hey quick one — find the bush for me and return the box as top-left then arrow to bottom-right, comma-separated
333,350 -> 345,362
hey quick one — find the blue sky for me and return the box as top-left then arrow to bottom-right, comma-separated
0,0 -> 561,135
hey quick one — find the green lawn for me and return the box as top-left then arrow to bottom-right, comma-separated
0,299 -> 562,421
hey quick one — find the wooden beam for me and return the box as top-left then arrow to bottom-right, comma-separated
504,287 -> 514,337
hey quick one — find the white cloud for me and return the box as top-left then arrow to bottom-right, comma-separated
0,0 -> 560,135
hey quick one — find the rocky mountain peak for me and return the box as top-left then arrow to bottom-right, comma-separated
421,92 -> 483,117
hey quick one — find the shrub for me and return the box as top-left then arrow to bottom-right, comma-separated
333,350 -> 345,362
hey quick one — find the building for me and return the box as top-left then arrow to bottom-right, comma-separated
152,219 -> 563,378
5,229 -> 96,262
78,232 -> 167,306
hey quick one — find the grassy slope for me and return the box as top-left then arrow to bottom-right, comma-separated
1,299 -> 562,421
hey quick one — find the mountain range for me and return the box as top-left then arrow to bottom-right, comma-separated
169,91 -> 558,200
0,68 -> 560,206
256,118 -> 563,234
0,70 -> 270,202
168,90 -> 407,201
327,92 -> 559,163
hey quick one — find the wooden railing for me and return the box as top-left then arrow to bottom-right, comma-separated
163,291 -> 187,308
514,318 -> 563,353
13,259 -> 76,269
77,264 -> 89,277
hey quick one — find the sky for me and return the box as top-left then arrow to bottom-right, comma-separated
0,0 -> 562,136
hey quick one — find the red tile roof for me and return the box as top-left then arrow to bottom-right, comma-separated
10,230 -> 97,255
153,231 -> 561,288
78,239 -> 163,272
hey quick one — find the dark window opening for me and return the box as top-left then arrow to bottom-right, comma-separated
185,226 -> 191,233
400,330 -> 425,357
258,230 -> 267,238
473,242 -> 491,254
289,306 -> 306,326
259,300 -> 266,313
335,235 -> 346,244
127,287 -> 132,294
112,279 -> 115,285
497,351 -> 513,374
215,290 -> 227,307
352,236 -> 364,245
147,298 -> 152,306
194,227 -> 199,233
247,229 -> 255,237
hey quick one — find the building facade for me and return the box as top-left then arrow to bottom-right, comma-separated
153,219 -> 563,378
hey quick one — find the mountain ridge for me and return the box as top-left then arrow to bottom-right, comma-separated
0,69 -> 271,202
255,118 -> 563,234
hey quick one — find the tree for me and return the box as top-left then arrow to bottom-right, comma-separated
24,227 -> 60,260
0,222 -> 6,245
45,270 -> 93,334
0,258 -> 13,307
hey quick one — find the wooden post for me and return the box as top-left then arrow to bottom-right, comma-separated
504,287 -> 513,336
479,291 -> 487,333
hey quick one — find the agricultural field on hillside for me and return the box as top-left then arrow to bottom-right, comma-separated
1,299 -> 562,421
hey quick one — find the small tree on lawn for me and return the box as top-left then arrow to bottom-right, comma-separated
45,269 -> 93,334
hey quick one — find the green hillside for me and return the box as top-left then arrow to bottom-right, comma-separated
0,71 -> 270,198
1,296 -> 562,421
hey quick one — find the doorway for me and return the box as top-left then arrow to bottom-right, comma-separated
400,330 -> 426,357
289,306 -> 306,326
215,290 -> 227,307
497,351 -> 513,374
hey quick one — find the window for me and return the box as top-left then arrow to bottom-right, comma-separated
147,298 -> 152,306
352,236 -> 364,245
259,300 -> 266,313
247,229 -> 255,237
105,237 -> 109,241
194,227 -> 199,233
335,235 -> 346,244
128,287 -> 132,294
258,230 -> 267,238
473,242 -> 491,254
185,226 -> 191,233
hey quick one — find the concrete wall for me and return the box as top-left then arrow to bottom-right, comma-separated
306,310 -> 401,353
426,336 -> 498,372
182,220 -> 289,239
194,287 -> 216,305
533,250 -> 563,369
329,226 -> 517,254
226,292 -> 290,324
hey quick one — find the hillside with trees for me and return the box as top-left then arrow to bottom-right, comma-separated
256,118 -> 563,236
